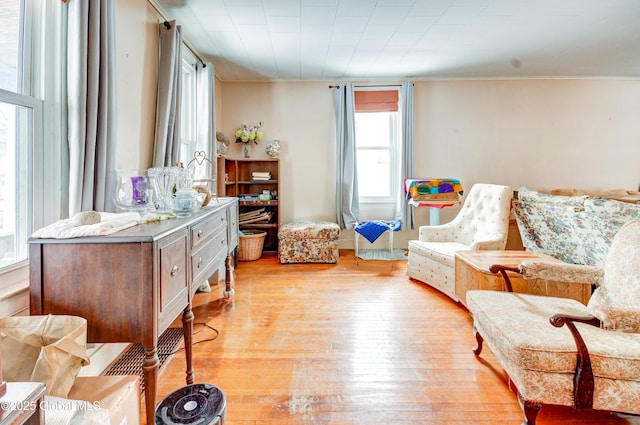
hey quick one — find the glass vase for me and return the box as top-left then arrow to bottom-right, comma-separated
242,143 -> 251,158
112,169 -> 154,214
148,166 -> 179,213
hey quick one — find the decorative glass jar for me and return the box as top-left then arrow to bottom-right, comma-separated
113,169 -> 154,214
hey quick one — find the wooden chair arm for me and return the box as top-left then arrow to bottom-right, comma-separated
549,314 -> 601,410
488,264 -> 521,292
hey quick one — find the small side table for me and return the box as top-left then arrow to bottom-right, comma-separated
404,178 -> 463,225
454,250 -> 593,308
354,220 -> 401,266
408,198 -> 461,225
0,382 -> 46,425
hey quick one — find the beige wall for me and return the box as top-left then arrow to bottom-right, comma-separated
220,82 -> 336,226
412,79 -> 640,226
219,79 -> 640,248
114,0 -> 159,171
114,2 -> 640,249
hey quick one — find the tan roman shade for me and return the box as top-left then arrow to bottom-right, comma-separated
354,90 -> 398,112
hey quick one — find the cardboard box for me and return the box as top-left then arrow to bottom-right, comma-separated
69,375 -> 140,425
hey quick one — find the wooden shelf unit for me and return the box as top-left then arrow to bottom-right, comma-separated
218,158 -> 280,253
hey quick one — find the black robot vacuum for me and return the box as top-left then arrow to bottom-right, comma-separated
155,384 -> 226,425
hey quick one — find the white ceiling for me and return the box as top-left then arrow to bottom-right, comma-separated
153,0 -> 640,81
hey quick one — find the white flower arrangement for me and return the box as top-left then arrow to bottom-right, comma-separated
234,121 -> 264,145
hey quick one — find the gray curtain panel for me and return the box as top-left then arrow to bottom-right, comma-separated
333,83 -> 359,230
67,0 -> 117,214
153,21 -> 183,167
396,81 -> 415,230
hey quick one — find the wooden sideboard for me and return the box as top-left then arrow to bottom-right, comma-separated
28,197 -> 238,425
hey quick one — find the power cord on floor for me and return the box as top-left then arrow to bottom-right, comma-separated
168,322 -> 219,355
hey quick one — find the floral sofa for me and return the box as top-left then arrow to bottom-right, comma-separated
513,188 -> 640,266
467,219 -> 640,424
465,190 -> 640,424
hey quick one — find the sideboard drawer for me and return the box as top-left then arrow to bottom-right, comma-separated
191,209 -> 226,250
191,226 -> 227,290
226,200 -> 239,253
158,230 -> 189,333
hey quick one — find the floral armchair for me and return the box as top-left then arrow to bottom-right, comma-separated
466,219 -> 640,424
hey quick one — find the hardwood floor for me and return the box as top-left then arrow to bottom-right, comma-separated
149,251 -> 639,424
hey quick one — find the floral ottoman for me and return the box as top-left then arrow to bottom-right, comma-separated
278,221 -> 340,263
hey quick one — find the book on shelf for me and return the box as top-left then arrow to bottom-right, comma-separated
239,211 -> 272,225
252,171 -> 272,181
239,208 -> 265,220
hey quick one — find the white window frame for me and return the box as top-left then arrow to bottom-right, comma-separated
0,90 -> 42,268
354,87 -> 401,218
0,0 -> 64,308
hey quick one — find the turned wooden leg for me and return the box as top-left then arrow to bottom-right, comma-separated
142,346 -> 159,425
182,304 -> 195,385
224,255 -> 235,299
518,393 -> 542,425
472,326 -> 484,355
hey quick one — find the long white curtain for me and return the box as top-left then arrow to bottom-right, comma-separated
153,21 -> 183,167
334,83 -> 359,230
196,62 -> 215,155
396,81 -> 415,230
67,0 -> 117,214
194,62 -> 216,184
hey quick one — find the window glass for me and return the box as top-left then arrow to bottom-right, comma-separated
357,149 -> 391,197
0,0 -> 30,271
0,0 -> 21,93
355,112 -> 391,148
0,99 -> 30,268
355,95 -> 400,206
179,51 -> 197,165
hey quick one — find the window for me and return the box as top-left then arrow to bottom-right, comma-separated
0,97 -> 36,269
179,48 -> 197,165
354,88 -> 401,217
178,49 -> 215,189
1,0 -> 60,281
1,0 -> 32,270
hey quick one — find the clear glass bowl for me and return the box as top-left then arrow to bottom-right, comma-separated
113,169 -> 154,213
171,188 -> 206,217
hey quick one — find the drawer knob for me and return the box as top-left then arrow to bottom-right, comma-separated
197,257 -> 203,268
197,230 -> 204,238
170,265 -> 180,276
221,238 -> 225,245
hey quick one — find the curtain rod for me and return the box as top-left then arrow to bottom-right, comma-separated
148,0 -> 206,67
329,83 -> 410,89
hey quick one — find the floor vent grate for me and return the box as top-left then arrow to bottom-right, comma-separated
103,327 -> 184,393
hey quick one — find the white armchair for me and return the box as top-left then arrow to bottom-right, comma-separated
406,183 -> 513,301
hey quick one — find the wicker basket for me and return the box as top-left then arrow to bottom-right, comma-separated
238,230 -> 267,261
